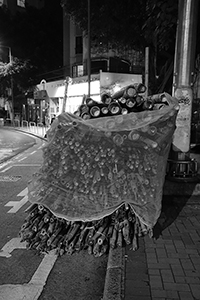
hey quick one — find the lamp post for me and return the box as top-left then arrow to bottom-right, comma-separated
0,45 -> 14,123
167,0 -> 199,181
87,0 -> 91,97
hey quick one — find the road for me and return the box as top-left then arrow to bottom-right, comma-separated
0,129 -> 108,300
0,128 -> 36,163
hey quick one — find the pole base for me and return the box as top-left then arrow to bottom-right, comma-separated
166,157 -> 199,182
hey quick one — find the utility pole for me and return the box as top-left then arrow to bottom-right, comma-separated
144,47 -> 149,97
62,76 -> 72,113
167,0 -> 199,181
87,0 -> 91,98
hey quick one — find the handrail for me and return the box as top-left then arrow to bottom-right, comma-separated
14,119 -> 20,127
29,121 -> 36,133
37,122 -> 45,135
21,120 -> 28,128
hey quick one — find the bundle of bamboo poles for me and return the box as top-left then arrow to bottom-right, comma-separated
19,203 -> 152,257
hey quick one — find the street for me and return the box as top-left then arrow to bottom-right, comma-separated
0,129 -> 108,300
0,128 -> 36,163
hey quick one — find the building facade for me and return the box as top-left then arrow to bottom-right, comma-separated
63,15 -> 144,79
0,0 -> 44,13
30,10 -> 145,125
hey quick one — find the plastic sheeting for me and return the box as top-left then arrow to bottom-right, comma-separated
28,93 -> 179,230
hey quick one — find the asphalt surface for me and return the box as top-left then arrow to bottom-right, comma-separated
0,127 -> 36,163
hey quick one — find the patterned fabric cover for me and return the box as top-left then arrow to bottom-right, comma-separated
28,93 -> 179,230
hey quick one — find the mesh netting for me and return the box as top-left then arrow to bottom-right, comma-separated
28,93 -> 179,229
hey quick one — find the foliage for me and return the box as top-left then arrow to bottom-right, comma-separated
0,57 -> 30,77
62,0 -> 147,50
0,0 -> 63,98
143,0 -> 178,51
61,0 -> 178,51
61,0 -> 178,93
0,57 -> 33,97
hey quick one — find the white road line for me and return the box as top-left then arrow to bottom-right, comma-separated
18,156 -> 27,162
13,153 -> 23,159
0,152 -> 25,170
0,161 -> 12,170
0,163 -> 40,172
38,143 -> 46,149
0,166 -> 12,173
0,237 -> 57,300
13,164 -> 41,167
29,150 -> 36,155
18,188 -> 28,197
5,187 -> 28,213
0,237 -> 26,258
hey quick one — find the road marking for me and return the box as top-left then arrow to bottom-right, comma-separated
18,156 -> 27,162
0,161 -> 12,170
0,166 -> 12,173
29,150 -> 36,155
0,237 -> 57,300
0,237 -> 26,258
13,164 -> 41,167
5,187 -> 28,213
13,153 -> 23,159
0,152 -> 24,170
0,175 -> 22,182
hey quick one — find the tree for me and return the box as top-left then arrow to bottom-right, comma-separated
0,56 -> 32,122
61,0 -> 178,93
62,0 -> 147,49
0,0 -> 63,93
10,3 -> 63,82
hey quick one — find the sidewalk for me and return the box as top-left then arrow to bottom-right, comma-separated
123,154 -> 200,300
123,192 -> 200,300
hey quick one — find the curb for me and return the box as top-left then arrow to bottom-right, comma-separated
103,247 -> 125,300
4,126 -> 48,142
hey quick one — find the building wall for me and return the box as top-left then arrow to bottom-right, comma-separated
63,15 -> 83,78
0,0 -> 44,13
62,11 -> 144,80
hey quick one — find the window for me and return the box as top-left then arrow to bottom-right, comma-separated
17,0 -> 25,7
72,65 -> 83,77
75,36 -> 83,54
91,60 -> 108,74
109,57 -> 130,73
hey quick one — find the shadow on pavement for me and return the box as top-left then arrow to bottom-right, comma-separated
152,196 -> 188,239
152,178 -> 199,240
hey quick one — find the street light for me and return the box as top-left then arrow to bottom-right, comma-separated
0,44 -> 14,123
87,0 -> 91,97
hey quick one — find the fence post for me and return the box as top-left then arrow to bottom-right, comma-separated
29,121 -> 36,133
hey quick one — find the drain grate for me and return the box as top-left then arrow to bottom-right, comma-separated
0,175 -> 22,182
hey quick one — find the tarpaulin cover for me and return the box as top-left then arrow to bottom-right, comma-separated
28,93 -> 179,229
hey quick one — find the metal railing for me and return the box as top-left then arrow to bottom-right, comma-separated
4,119 -> 49,138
